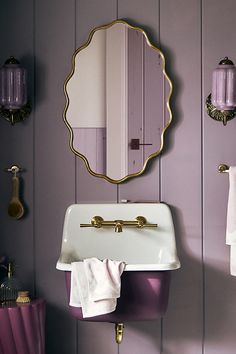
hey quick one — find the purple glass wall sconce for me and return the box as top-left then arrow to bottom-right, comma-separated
206,57 -> 236,126
0,57 -> 31,125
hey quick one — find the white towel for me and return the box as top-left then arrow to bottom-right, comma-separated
69,258 -> 125,318
230,246 -> 236,276
226,166 -> 236,276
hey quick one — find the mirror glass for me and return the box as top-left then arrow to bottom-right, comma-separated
64,20 -> 172,183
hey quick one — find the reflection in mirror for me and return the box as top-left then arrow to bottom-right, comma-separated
64,20 -> 172,183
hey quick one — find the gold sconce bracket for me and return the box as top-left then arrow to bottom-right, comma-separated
206,94 -> 236,126
0,101 -> 31,125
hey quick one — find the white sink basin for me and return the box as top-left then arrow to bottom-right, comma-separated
56,203 -> 180,271
56,203 -> 180,322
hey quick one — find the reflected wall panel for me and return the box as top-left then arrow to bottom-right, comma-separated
127,28 -> 144,175
118,0 -> 160,206
75,0 -> 118,204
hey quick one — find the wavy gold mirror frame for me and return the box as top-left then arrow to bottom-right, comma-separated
64,19 -> 173,184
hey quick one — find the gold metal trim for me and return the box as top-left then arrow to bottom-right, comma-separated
218,164 -> 229,173
115,323 -> 124,344
80,215 -> 158,232
5,165 -> 23,176
206,94 -> 236,126
63,19 -> 173,184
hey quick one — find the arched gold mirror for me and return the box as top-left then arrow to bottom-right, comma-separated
64,20 -> 172,183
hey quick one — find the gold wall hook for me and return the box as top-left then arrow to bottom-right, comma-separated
5,165 -> 23,177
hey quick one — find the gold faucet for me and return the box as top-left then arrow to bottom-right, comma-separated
80,216 -> 158,232
114,220 -> 123,233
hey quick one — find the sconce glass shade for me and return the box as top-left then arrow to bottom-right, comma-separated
211,57 -> 236,110
0,57 -> 27,110
0,57 -> 30,125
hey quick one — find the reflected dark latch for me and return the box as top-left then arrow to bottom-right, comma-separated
130,139 -> 153,150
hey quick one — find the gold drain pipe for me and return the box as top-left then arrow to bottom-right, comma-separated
115,323 -> 124,344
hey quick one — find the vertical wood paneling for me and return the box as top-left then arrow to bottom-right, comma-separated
2,1 -> 236,354
143,40 -> 164,161
75,2 -> 118,354
127,29 -> 144,175
75,0 -> 118,204
0,0 -> 35,293
117,2 -> 161,354
118,0 -> 160,205
34,0 -> 77,353
203,1 -> 236,353
73,128 -> 106,175
160,1 -> 203,353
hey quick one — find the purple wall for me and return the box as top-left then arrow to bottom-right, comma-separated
1,0 -> 236,354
